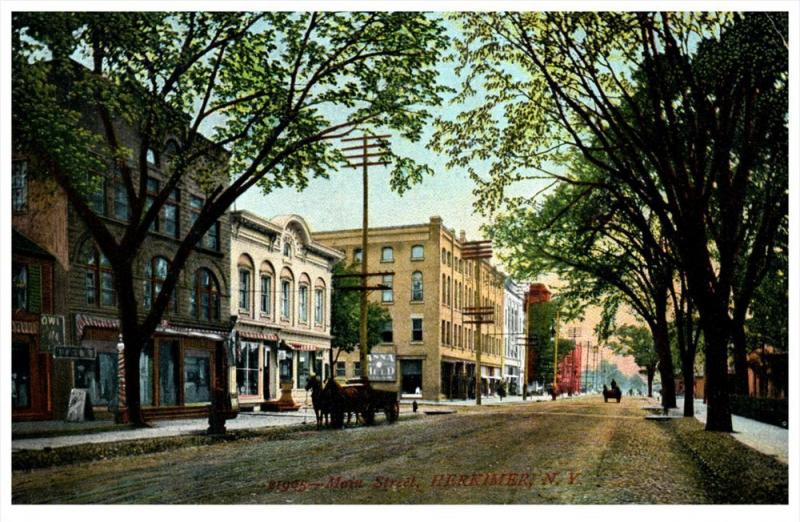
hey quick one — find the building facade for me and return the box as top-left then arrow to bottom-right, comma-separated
229,211 -> 343,409
314,216 -> 505,401
503,278 -> 525,395
13,131 -> 233,421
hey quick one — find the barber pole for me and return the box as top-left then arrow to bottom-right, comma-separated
116,334 -> 128,424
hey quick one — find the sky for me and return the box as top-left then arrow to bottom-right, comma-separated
234,15 -> 547,241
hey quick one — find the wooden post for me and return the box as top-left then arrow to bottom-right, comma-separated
475,260 -> 482,405
359,135 -> 369,379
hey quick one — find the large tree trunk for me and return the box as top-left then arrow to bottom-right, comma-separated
652,299 -> 677,409
703,316 -> 733,432
647,367 -> 654,397
114,262 -> 149,427
731,322 -> 750,396
681,356 -> 695,418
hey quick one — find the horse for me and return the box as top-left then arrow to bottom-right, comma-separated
324,378 -> 365,428
304,374 -> 330,428
602,383 -> 622,403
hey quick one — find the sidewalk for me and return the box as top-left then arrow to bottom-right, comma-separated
677,398 -> 788,464
12,407 -> 318,452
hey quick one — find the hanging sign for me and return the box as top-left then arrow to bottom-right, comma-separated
40,314 -> 65,353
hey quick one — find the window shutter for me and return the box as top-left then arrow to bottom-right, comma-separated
28,264 -> 42,313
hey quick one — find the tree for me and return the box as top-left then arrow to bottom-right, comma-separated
13,12 -> 448,425
608,324 -> 658,397
434,12 -> 787,431
329,261 -> 392,366
526,298 -> 574,390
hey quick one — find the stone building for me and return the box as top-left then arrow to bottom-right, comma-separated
229,211 -> 343,409
314,216 -> 506,401
503,278 -> 526,395
12,131 -> 233,422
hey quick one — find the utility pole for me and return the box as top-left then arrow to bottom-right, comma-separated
462,240 -> 492,406
340,134 -> 390,381
552,306 -> 560,398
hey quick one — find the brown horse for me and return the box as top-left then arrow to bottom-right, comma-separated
324,379 -> 365,428
304,375 -> 330,428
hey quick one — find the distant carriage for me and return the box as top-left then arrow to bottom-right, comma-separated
602,383 -> 622,403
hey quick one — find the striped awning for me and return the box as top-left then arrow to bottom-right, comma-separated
290,342 -> 321,352
238,327 -> 279,342
12,321 -> 38,335
75,313 -> 227,342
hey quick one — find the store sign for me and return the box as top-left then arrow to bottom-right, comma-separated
40,314 -> 65,353
368,353 -> 396,382
54,345 -> 96,360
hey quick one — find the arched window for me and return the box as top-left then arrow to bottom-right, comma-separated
441,248 -> 447,264
82,244 -> 115,306
144,256 -> 175,312
314,279 -> 326,326
283,241 -> 293,258
411,245 -> 424,260
260,262 -> 274,317
192,268 -> 220,320
381,246 -> 394,262
280,268 -> 294,321
238,254 -> 254,313
353,248 -> 362,263
411,271 -> 423,301
299,273 -> 311,323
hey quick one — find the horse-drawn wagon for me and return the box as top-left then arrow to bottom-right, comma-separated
305,376 -> 399,428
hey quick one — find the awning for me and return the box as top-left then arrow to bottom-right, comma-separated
237,327 -> 279,342
75,313 -> 227,342
12,321 -> 38,335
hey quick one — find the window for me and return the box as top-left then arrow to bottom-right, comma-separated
412,318 -> 423,342
442,248 -> 447,264
139,344 -> 154,405
190,195 -> 218,250
411,271 -> 423,301
382,274 -> 393,302
144,256 -> 175,312
299,285 -> 309,323
192,268 -> 220,321
236,342 -> 260,396
283,241 -> 293,258
381,246 -> 394,262
353,361 -> 361,377
146,148 -> 157,165
353,248 -> 362,263
314,288 -> 324,325
12,161 -> 28,212
297,352 -> 311,388
184,350 -> 211,403
159,340 -> 180,406
12,342 -> 31,408
261,274 -> 272,315
12,263 -> 28,311
441,320 -> 447,344
447,251 -> 452,266
113,178 -> 130,221
83,246 -> 115,307
145,177 -> 159,231
381,320 -> 393,343
239,268 -> 251,311
87,175 -> 107,216
400,359 -> 422,395
279,349 -> 293,383
442,274 -> 447,304
336,361 -> 346,377
163,188 -> 180,238
73,350 -> 118,408
281,280 -> 291,319
411,245 -> 424,260
205,222 -> 220,251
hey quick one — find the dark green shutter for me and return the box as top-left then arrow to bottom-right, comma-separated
28,264 -> 41,313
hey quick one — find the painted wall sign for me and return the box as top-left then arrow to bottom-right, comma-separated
368,353 -> 396,382
39,314 -> 65,353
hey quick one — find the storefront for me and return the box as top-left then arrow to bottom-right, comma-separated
400,358 -> 423,397
235,327 -> 279,407
75,314 -> 229,420
12,321 -> 53,421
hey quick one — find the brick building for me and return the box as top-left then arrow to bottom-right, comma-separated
314,216 -> 506,401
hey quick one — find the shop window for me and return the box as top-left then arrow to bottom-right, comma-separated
411,271 -> 423,301
12,342 -> 31,409
336,361 -> 346,377
74,351 -> 118,407
139,344 -> 154,406
412,318 -> 423,342
401,359 -> 422,395
297,352 -> 311,388
12,262 -> 28,311
279,350 -> 293,384
381,320 -> 393,343
159,340 -> 180,406
382,274 -> 393,303
381,246 -> 394,262
192,268 -> 220,321
236,342 -> 260,396
12,161 -> 28,212
411,244 -> 424,260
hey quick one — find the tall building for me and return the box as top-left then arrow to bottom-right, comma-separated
229,211 -> 343,409
503,278 -> 526,395
314,216 -> 505,401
